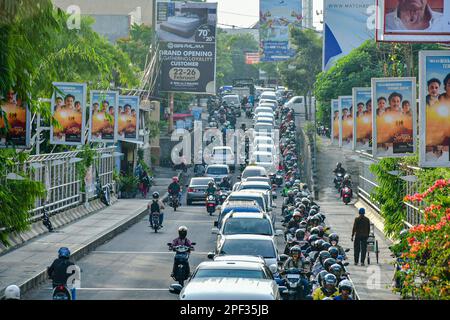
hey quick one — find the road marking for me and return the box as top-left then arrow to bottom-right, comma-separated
43,287 -> 169,291
93,251 -> 211,255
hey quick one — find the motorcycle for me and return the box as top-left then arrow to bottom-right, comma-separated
52,285 -> 73,300
334,172 -> 344,190
218,188 -> 230,204
42,205 -> 54,232
96,177 -> 111,206
342,186 -> 352,205
206,194 -> 217,216
274,171 -> 284,187
282,268 -> 309,300
150,211 -> 162,233
168,243 -> 196,287
169,194 -> 180,211
245,109 -> 253,119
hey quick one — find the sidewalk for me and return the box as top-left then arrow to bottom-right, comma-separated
317,139 -> 400,300
0,167 -> 173,298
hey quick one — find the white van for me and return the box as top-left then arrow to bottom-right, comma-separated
212,146 -> 235,171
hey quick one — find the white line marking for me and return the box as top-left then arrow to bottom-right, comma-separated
93,251 -> 210,255
44,288 -> 169,291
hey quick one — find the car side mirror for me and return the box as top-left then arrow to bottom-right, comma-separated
191,242 -> 197,246
211,228 -> 219,234
207,252 -> 215,260
169,284 -> 183,294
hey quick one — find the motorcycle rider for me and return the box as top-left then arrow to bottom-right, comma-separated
170,226 -> 193,278
206,181 -> 217,195
218,177 -> 231,190
312,251 -> 332,277
328,233 -> 347,258
281,245 -> 311,298
340,174 -> 353,198
312,273 -> 339,300
286,212 -> 302,231
333,162 -> 346,175
334,280 -> 354,300
168,177 -> 182,206
148,191 -> 164,228
47,247 -> 76,299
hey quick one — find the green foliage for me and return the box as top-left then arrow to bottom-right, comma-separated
119,174 -> 139,194
417,168 -> 450,193
76,144 -> 97,192
117,24 -> 153,71
369,158 -> 407,237
0,149 -> 46,246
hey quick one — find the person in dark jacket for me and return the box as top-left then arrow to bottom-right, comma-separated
351,208 -> 371,266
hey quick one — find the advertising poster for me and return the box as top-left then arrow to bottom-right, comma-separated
331,99 -> 340,146
0,90 -> 30,148
339,96 -> 354,149
376,0 -> 450,42
89,91 -> 119,143
372,78 -> 417,157
323,0 -> 375,71
157,1 -> 217,94
353,87 -> 373,151
118,95 -> 140,142
51,82 -> 86,145
259,0 -> 303,62
419,51 -> 450,167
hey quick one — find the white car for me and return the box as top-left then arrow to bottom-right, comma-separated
211,234 -> 280,267
241,166 -> 268,180
222,94 -> 240,107
255,112 -> 275,120
254,106 -> 274,115
212,211 -> 276,240
250,151 -> 276,175
259,99 -> 278,110
205,164 -> 231,183
260,91 -> 277,101
211,146 -> 235,171
285,96 -> 305,114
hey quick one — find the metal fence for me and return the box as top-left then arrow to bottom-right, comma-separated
354,151 -> 423,227
7,147 -> 116,223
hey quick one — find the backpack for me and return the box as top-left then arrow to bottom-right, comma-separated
150,200 -> 160,213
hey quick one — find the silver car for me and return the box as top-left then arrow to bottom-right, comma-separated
186,177 -> 215,205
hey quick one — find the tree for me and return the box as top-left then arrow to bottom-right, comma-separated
117,24 -> 153,72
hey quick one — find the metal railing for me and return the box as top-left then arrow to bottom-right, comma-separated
7,147 -> 116,222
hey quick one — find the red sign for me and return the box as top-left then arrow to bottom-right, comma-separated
246,52 -> 260,65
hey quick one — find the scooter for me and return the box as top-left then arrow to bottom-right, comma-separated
342,186 -> 352,205
168,243 -> 196,287
282,268 -> 309,300
42,205 -> 54,232
334,173 -> 344,190
169,194 -> 180,211
150,211 -> 162,233
206,194 -> 217,216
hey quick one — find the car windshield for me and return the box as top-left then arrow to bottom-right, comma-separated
242,169 -> 264,179
221,239 -> 275,258
223,218 -> 272,236
223,96 -> 240,105
191,178 -> 213,187
228,196 -> 264,211
207,167 -> 228,175
194,268 -> 265,279
256,155 -> 272,163
240,184 -> 270,191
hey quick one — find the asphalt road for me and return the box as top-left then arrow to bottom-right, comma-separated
23,111 -> 287,300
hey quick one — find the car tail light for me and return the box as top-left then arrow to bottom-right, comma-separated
188,188 -> 194,192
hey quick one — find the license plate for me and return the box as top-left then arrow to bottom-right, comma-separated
287,274 -> 300,279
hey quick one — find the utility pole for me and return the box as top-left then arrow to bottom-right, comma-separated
168,92 -> 174,133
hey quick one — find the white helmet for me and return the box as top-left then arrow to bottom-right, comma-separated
4,285 -> 20,300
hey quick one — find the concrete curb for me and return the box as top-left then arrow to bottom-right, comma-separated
0,192 -> 169,300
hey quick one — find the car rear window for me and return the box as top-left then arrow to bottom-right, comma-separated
191,178 -> 213,187
223,218 -> 272,236
195,268 -> 266,279
228,195 -> 264,211
240,184 -> 270,191
256,155 -> 273,163
242,169 -> 265,179
221,239 -> 276,258
207,167 -> 228,175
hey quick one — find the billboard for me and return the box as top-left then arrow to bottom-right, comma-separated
419,51 -> 450,167
0,90 -> 30,148
259,0 -> 303,62
372,78 -> 417,157
331,99 -> 340,145
353,87 -> 373,151
117,95 -> 140,142
89,91 -> 119,143
156,1 -> 217,94
51,82 -> 86,145
339,96 -> 353,149
323,0 -> 375,71
376,0 -> 450,42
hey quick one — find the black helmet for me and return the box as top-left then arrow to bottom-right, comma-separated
329,233 -> 339,245
319,250 -> 331,264
309,209 -> 318,216
310,227 -> 320,236
298,204 -> 307,211
317,270 -> 329,287
295,229 -> 306,241
290,245 -> 302,256
310,204 -> 319,211
178,226 -> 188,239
321,242 -> 332,251
336,162 -> 342,168
152,191 -> 160,199
324,273 -> 337,287
328,246 -> 340,259
308,234 -> 319,244
323,258 -> 337,271
301,197 -> 310,206
300,221 -> 308,228
329,263 -> 343,279
208,181 -> 215,187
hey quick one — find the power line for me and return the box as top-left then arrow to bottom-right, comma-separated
219,10 -> 259,18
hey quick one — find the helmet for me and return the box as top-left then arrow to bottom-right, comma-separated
294,179 -> 300,185
336,162 -> 342,168
308,234 -> 319,244
324,273 -> 337,286
317,225 -> 326,238
309,215 -> 320,225
152,191 -> 160,199
290,245 -> 302,256
299,221 -> 307,228
4,285 -> 20,300
317,271 -> 329,287
328,246 -> 340,259
338,280 -> 353,294
208,181 -> 215,187
178,226 -> 188,239
310,204 -> 319,211
301,198 -> 310,206
288,190 -> 294,197
319,251 -> 331,264
295,229 -> 305,241
344,174 -> 350,180
329,233 -> 339,245
293,212 -> 301,220
310,227 -> 320,236
285,181 -> 293,188
321,242 -> 331,251
172,176 -> 179,183
309,209 -> 318,216
323,258 -> 337,272
302,184 -> 309,190
330,263 -> 343,278
222,176 -> 229,182
58,247 -> 70,259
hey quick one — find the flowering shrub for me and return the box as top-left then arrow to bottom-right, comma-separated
400,179 -> 450,300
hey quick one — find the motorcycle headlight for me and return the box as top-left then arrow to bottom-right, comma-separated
208,196 -> 214,200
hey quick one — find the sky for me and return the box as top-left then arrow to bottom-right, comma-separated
207,0 -> 324,30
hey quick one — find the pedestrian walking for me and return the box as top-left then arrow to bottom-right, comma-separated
351,208 -> 371,266
140,171 -> 151,199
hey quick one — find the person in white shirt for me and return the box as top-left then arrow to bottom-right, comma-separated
385,0 -> 446,32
